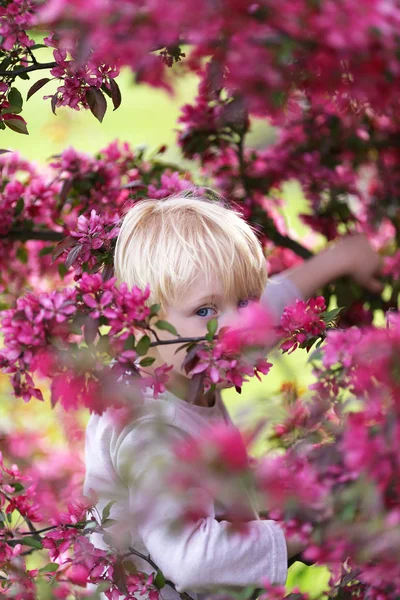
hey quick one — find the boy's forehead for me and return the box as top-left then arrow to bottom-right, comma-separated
185,273 -> 225,301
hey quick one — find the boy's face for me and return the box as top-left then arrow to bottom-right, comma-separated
150,272 -> 256,391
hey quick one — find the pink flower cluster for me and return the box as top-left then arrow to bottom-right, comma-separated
0,143 -> 197,304
278,296 -> 327,353
0,0 -> 35,51
33,0 -> 400,118
0,287 -> 77,401
0,273 -> 152,410
187,341 -> 272,393
65,209 -> 120,276
0,448 -> 163,599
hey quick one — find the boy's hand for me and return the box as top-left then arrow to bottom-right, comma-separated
284,233 -> 384,299
332,233 -> 384,294
286,534 -> 307,559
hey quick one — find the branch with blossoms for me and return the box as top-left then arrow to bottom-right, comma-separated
0,134 -> 393,328
0,451 -> 187,600
4,302 -> 400,598
4,0 -> 400,130
0,260 -> 336,412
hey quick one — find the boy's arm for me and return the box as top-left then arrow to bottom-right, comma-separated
118,420 -> 289,592
281,233 -> 384,300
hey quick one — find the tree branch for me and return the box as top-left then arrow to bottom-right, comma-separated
0,62 -> 57,78
1,230 -> 64,242
236,135 -> 313,260
264,228 -> 313,259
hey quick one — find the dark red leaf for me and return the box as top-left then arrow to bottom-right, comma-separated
109,79 -> 122,110
27,78 -> 51,101
60,178 -> 74,203
86,87 -> 107,123
100,83 -> 112,98
51,95 -> 58,115
102,263 -> 114,281
84,317 -> 99,345
2,114 -> 28,135
52,235 -> 76,262
186,372 -> 206,406
182,343 -> 203,375
65,244 -> 83,270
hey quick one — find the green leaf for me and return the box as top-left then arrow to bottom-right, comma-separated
83,520 -> 98,531
58,263 -> 68,279
155,320 -> 178,336
154,570 -> 166,589
135,335 -> 150,356
102,518 -> 118,528
39,245 -> 55,257
207,318 -> 218,337
140,356 -> 155,367
16,246 -> 28,264
102,500 -> 117,522
9,482 -> 24,493
123,334 -> 135,351
21,536 -> 43,549
149,303 -> 161,318
39,562 -> 59,574
14,197 -> 24,217
8,88 -> 23,113
322,307 -> 343,323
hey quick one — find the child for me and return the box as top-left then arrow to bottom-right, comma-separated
84,191 -> 382,598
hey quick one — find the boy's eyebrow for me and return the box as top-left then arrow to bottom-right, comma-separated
191,294 -> 224,306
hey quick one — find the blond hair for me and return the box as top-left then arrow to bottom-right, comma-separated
114,189 -> 267,308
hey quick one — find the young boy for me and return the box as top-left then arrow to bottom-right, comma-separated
84,192 -> 382,598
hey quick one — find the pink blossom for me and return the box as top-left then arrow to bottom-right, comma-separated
220,302 -> 275,353
141,364 -> 173,399
323,328 -> 362,369
278,296 -> 326,354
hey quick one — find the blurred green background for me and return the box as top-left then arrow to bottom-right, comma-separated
1,54 -> 329,596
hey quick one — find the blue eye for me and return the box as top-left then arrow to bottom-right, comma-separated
238,299 -> 249,309
196,307 -> 217,318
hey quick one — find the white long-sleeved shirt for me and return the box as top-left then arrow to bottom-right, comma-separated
83,275 -> 302,599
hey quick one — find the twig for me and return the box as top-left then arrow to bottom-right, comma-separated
0,62 -> 57,77
150,336 -> 206,347
127,547 -> 194,600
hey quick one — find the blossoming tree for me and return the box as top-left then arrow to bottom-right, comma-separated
2,0 -> 400,599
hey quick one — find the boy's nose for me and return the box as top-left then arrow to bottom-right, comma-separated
218,308 -> 238,329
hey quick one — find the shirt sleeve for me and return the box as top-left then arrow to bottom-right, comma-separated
116,419 -> 288,594
260,274 -> 304,324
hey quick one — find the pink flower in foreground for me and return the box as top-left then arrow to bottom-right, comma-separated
173,423 -> 249,472
323,327 -> 362,369
220,302 -> 275,354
